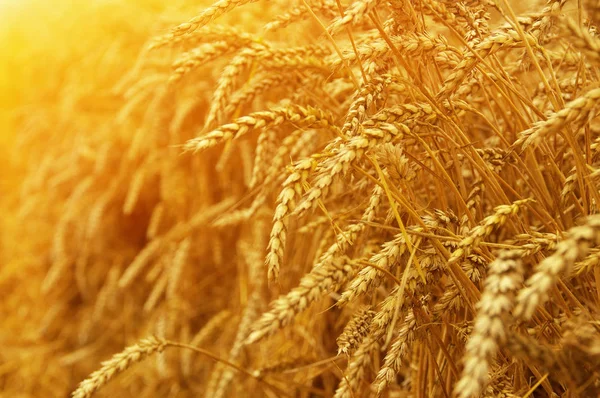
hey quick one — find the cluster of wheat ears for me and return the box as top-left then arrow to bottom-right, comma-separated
2,0 -> 600,396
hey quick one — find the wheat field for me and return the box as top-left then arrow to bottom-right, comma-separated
1,0 -> 600,397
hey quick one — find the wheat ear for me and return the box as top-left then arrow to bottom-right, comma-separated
455,250 -> 524,398
514,215 -> 600,321
72,336 -> 167,398
171,0 -> 258,36
513,88 -> 600,151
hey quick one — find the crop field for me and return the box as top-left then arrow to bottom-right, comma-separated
1,0 -> 600,397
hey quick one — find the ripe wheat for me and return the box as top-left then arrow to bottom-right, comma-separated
3,0 -> 600,397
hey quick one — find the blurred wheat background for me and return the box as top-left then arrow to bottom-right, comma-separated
2,0 -> 600,397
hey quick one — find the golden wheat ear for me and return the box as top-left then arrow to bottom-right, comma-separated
72,336 -> 283,398
515,215 -> 600,321
71,336 -> 167,398
455,250 -> 524,398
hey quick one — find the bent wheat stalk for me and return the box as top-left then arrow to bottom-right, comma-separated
72,336 -> 286,398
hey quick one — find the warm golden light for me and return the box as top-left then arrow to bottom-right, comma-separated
2,1 -> 600,397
